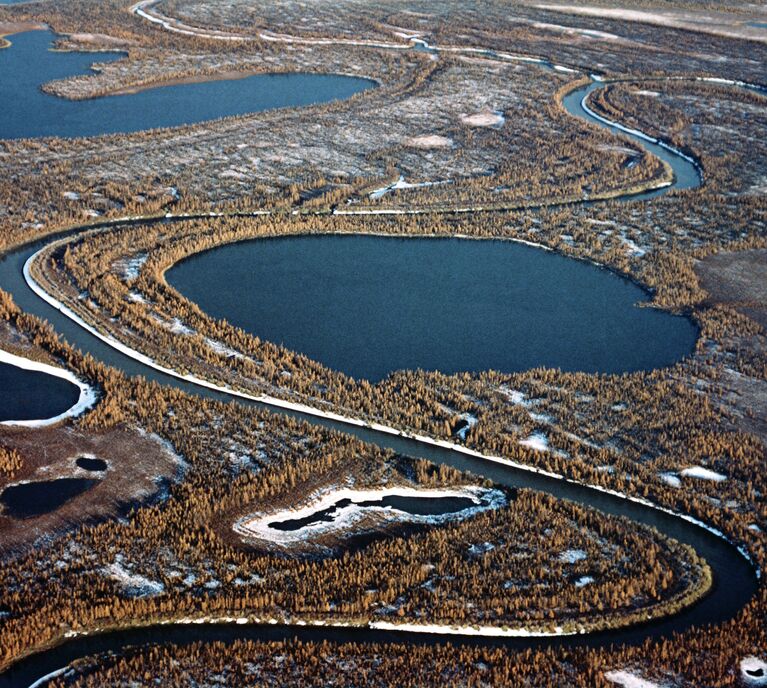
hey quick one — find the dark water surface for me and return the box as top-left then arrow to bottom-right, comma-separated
0,30 -> 374,139
0,478 -> 98,518
270,494 -> 478,531
167,235 -> 698,381
0,361 -> 80,422
0,230 -> 756,688
75,456 -> 108,472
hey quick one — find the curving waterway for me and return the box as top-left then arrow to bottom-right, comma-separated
0,30 -> 374,139
0,39 -> 759,687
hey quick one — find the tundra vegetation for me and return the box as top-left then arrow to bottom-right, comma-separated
0,0 -> 765,685
0,298 -> 712,670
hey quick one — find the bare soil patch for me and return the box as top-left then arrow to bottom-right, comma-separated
696,249 -> 767,331
0,424 -> 183,556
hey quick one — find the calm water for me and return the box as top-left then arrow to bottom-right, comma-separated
0,478 -> 98,518
167,235 -> 698,381
270,494 -> 478,531
0,30 -> 374,139
0,361 -> 80,422
75,456 -> 108,472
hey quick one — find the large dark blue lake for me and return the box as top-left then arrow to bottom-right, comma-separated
0,30 -> 375,139
167,235 -> 698,382
0,361 -> 80,422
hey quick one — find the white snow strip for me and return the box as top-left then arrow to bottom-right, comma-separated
369,620 -> 578,637
369,175 -> 452,200
0,348 -> 98,428
27,668 -> 69,688
575,575 -> 594,587
23,248 -> 761,584
681,466 -> 727,482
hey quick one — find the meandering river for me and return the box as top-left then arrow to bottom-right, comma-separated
0,28 -> 759,688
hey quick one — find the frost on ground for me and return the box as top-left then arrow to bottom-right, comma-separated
233,485 -> 505,546
681,466 -> 727,482
520,432 -> 549,452
106,556 -> 165,597
558,549 -> 587,564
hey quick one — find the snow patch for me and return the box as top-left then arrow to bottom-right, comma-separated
559,549 -> 587,564
605,670 -> 663,688
741,656 -> 767,685
681,466 -> 727,482
405,135 -> 453,149
106,558 -> 164,597
460,110 -> 505,128
113,253 -> 147,280
659,472 -> 681,488
520,432 -> 549,452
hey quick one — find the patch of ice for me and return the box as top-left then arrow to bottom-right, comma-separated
681,466 -> 727,482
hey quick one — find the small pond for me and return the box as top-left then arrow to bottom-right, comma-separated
76,456 -> 108,472
0,478 -> 98,518
0,361 -> 81,423
270,494 -> 478,531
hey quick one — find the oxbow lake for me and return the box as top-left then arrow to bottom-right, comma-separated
167,234 -> 699,382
